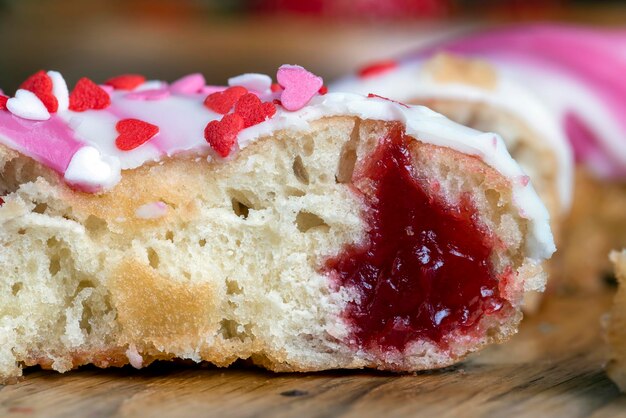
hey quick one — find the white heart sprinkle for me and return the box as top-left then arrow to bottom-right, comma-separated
7,89 -> 50,121
47,70 -> 69,112
228,73 -> 272,93
64,146 -> 121,192
135,80 -> 165,92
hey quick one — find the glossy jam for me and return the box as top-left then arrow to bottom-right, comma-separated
325,127 -> 508,351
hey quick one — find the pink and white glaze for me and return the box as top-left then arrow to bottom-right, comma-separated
416,25 -> 626,181
335,25 -> 626,201
0,65 -> 554,259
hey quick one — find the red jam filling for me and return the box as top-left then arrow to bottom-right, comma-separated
325,126 -> 509,352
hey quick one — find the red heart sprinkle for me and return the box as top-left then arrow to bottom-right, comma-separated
203,86 -> 248,114
115,118 -> 159,151
20,70 -> 58,113
204,113 -> 244,158
69,78 -> 111,111
358,60 -> 398,78
318,85 -> 328,95
105,74 -> 146,91
234,93 -> 276,128
0,197 -> 4,205
0,95 -> 8,111
270,83 -> 283,93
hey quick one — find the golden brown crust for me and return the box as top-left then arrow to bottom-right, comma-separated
424,53 -> 498,90
110,260 -> 220,351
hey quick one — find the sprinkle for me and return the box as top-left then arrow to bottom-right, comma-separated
234,93 -> 276,128
7,89 -> 50,120
277,64 -> 323,111
125,344 -> 144,369
358,60 -> 398,78
0,95 -> 7,110
99,84 -> 114,94
318,85 -> 328,95
170,73 -> 206,94
47,71 -> 69,112
367,93 -> 409,108
270,83 -> 283,93
69,78 -> 111,112
204,86 -> 248,114
125,88 -> 170,101
20,70 -> 58,113
0,197 -> 4,205
204,113 -> 244,158
519,175 -> 530,187
64,146 -> 121,192
134,80 -> 164,91
115,118 -> 159,151
228,73 -> 272,93
135,201 -> 168,219
201,85 -> 225,95
105,74 -> 146,91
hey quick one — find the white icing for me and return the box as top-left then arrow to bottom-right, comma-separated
64,146 -> 121,192
7,89 -> 50,121
228,73 -> 272,93
332,60 -> 575,212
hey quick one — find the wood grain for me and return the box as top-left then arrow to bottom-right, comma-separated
0,293 -> 623,418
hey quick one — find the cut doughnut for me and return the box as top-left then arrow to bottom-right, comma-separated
0,67 -> 554,381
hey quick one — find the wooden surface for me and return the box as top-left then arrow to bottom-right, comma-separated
0,293 -> 624,418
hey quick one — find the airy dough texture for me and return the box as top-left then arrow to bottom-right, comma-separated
607,250 -> 626,391
0,116 -> 544,382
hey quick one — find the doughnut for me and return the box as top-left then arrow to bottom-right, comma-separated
333,24 -> 626,290
0,65 -> 554,381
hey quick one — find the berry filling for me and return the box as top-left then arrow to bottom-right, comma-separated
325,125 -> 509,352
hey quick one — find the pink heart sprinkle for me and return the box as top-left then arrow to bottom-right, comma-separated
125,88 -> 171,101
277,65 -> 323,111
201,85 -> 226,95
170,73 -> 206,94
99,84 -> 114,94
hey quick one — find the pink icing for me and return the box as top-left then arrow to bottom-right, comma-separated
0,112 -> 83,173
170,73 -> 206,94
201,86 -> 226,95
564,113 -> 626,179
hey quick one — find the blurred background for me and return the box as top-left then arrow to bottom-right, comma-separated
0,0 -> 624,90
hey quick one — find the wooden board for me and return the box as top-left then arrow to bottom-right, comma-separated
0,293 -> 624,418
